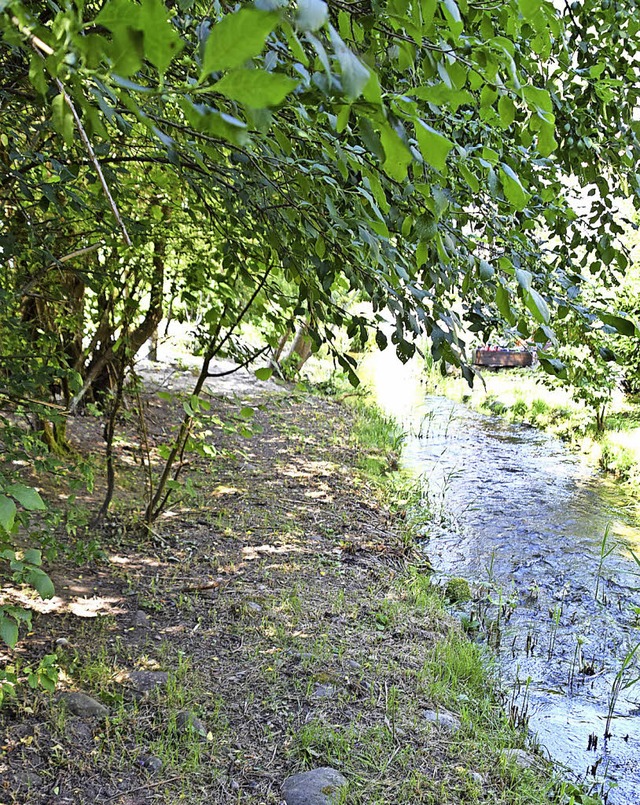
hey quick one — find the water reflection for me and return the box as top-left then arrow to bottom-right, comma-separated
362,353 -> 640,804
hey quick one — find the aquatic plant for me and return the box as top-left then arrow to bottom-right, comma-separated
594,524 -> 616,604
604,641 -> 640,741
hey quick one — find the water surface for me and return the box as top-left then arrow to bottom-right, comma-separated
364,354 -> 640,803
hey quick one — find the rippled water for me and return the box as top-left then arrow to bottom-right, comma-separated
364,355 -> 640,803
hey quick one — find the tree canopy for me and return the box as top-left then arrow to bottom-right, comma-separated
2,0 -> 639,390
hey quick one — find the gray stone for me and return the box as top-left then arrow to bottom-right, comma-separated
57,691 -> 108,719
65,717 -> 94,747
14,771 -> 43,791
176,710 -> 208,738
55,637 -> 72,649
245,601 -> 263,614
135,610 -> 150,628
139,754 -> 163,774
127,670 -> 169,694
422,708 -> 461,732
282,767 -> 347,805
502,748 -> 537,769
343,659 -> 361,672
312,684 -> 338,700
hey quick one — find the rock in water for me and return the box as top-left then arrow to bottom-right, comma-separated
57,691 -> 108,719
282,767 -> 347,805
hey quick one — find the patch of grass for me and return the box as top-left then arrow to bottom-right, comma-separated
349,399 -> 405,477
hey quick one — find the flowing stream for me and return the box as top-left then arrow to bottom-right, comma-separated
364,354 -> 640,803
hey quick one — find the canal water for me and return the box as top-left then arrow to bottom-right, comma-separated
364,354 -> 640,803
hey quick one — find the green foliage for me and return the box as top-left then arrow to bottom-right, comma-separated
3,0 -> 640,396
0,476 -> 54,650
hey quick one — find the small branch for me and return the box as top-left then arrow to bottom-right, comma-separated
104,775 -> 184,802
18,242 -> 103,297
206,345 -> 271,377
12,17 -> 132,247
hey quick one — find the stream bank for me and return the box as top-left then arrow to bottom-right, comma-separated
1,382 -> 573,804
360,350 -> 640,804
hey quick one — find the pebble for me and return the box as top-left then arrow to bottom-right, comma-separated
127,670 -> 169,694
139,754 -> 163,774
502,748 -> 538,769
176,710 -> 208,737
14,771 -> 43,791
282,767 -> 347,805
422,708 -> 461,732
57,691 -> 108,719
135,610 -> 150,628
311,684 -> 338,700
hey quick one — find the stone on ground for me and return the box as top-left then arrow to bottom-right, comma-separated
57,691 -> 108,719
422,707 -> 461,731
282,767 -> 347,805
126,670 -> 169,694
501,748 -> 538,769
176,710 -> 208,737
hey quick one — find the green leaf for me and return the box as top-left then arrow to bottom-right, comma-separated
498,95 -> 516,128
296,0 -> 328,32
415,120 -> 453,172
110,27 -> 144,77
0,616 -> 19,649
201,9 -> 279,76
51,94 -> 74,147
239,406 -> 255,420
139,0 -> 184,75
442,0 -> 463,37
23,548 -> 43,565
537,121 -> 558,157
255,367 -> 273,381
27,569 -> 55,600
213,69 -> 298,107
329,26 -> 370,100
496,285 -> 513,322
526,288 -> 550,324
28,55 -> 48,96
599,312 -> 636,336
0,495 -> 17,533
95,0 -> 141,30
459,162 -> 479,194
479,260 -> 494,280
515,268 -> 532,292
9,484 -> 46,511
539,357 -> 567,379
499,164 -> 530,210
518,0 -> 542,18
379,123 -> 412,181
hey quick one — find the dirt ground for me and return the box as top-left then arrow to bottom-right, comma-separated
1,368 -> 559,804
